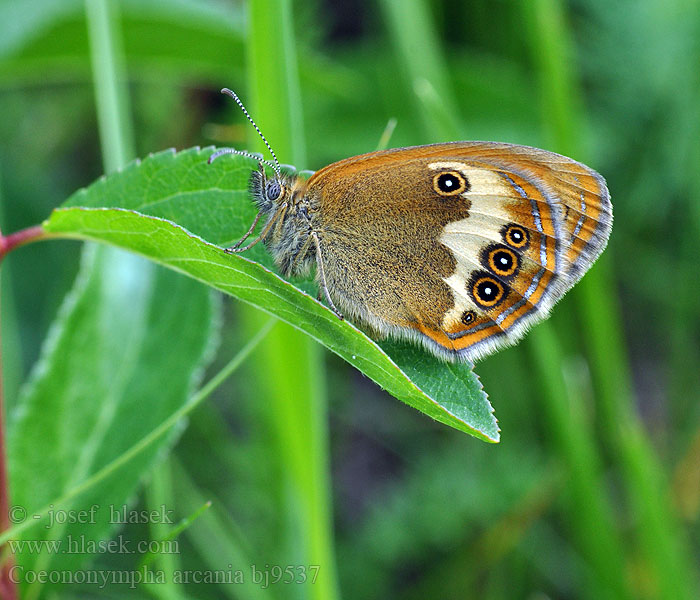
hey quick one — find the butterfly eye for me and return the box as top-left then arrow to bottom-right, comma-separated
503,224 -> 529,249
433,171 -> 469,196
469,273 -> 506,308
484,245 -> 519,278
461,310 -> 477,326
266,180 -> 282,201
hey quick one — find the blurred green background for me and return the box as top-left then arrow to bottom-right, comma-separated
1,0 -> 699,598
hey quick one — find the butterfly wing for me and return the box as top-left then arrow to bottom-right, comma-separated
307,142 -> 611,361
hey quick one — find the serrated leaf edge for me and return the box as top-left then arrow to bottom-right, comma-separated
44,206 -> 498,440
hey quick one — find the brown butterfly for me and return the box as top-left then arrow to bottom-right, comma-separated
210,89 -> 612,362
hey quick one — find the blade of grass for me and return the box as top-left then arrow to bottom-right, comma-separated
527,326 -> 628,599
139,499 -> 212,572
374,3 -> 628,600
377,4 -> 627,596
668,0 -> 700,455
171,460 -> 273,600
516,1 -> 631,597
245,1 -> 339,599
524,1 -> 698,598
0,317 -> 275,547
384,0 -> 630,595
21,2 -> 138,598
144,460 -> 183,600
376,118 -> 398,151
379,0 -> 461,141
85,0 -> 134,174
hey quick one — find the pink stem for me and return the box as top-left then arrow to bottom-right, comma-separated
0,280 -> 16,600
0,223 -> 47,600
0,225 -> 47,260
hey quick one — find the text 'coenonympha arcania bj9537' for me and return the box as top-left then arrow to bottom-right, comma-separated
209,88 -> 612,362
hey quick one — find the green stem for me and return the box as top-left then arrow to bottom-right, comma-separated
519,1 -> 630,596
527,325 -> 628,599
138,499 -> 211,571
85,0 -> 134,174
525,1 -> 698,597
144,461 -> 183,599
245,1 -> 339,599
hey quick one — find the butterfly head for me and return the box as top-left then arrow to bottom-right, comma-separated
248,161 -> 309,212
249,162 -> 283,214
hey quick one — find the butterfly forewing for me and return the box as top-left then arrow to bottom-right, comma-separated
307,142 -> 611,361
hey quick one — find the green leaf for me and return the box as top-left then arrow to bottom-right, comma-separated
45,147 -> 498,441
7,246 -> 217,580
0,0 -> 245,85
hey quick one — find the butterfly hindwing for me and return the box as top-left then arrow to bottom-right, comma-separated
303,142 -> 611,361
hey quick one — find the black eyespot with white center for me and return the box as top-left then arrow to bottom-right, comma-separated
266,180 -> 282,201
461,310 -> 477,326
468,271 -> 507,308
502,224 -> 529,249
433,170 -> 469,196
482,244 -> 519,278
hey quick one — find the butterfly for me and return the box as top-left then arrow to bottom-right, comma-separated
210,89 -> 612,362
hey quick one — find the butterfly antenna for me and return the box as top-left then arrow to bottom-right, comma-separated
218,88 -> 281,177
207,147 -> 279,173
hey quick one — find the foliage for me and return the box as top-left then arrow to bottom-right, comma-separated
0,0 -> 698,598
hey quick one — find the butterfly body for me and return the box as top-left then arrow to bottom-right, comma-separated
230,141 -> 611,362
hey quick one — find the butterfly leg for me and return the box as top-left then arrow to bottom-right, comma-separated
225,211 -> 261,252
311,231 -> 344,320
225,204 -> 288,254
